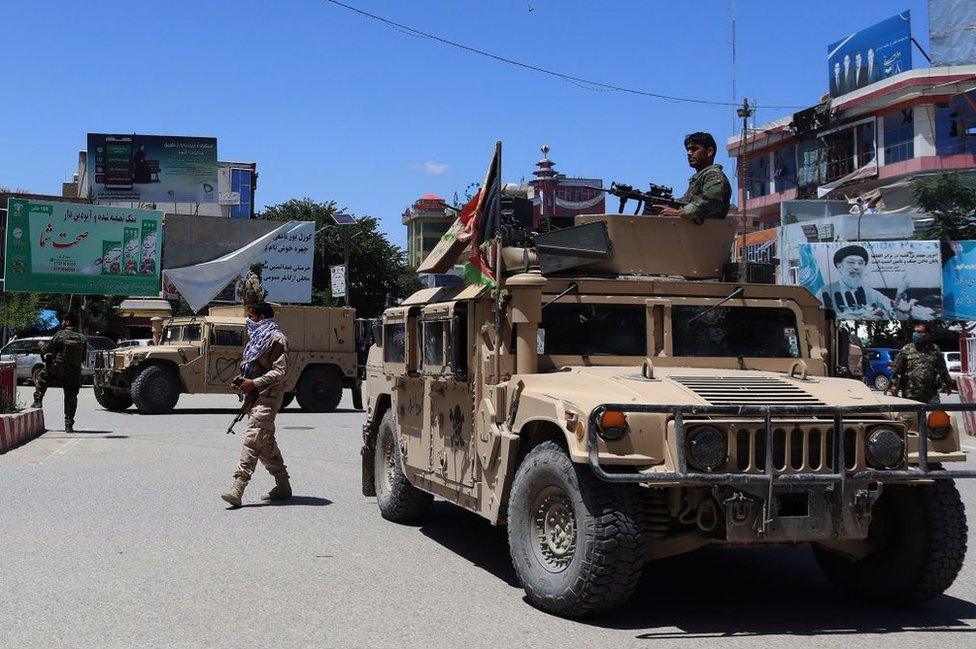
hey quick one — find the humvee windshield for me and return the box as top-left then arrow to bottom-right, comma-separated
162,323 -> 202,344
672,305 -> 801,358
541,304 -> 646,356
539,303 -> 802,358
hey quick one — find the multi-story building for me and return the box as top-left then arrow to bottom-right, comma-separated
528,146 -> 604,229
403,193 -> 454,268
727,65 -> 976,228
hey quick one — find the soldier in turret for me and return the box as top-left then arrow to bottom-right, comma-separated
653,132 -> 732,224
239,262 -> 268,305
32,313 -> 87,433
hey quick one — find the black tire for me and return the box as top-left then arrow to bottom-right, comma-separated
280,392 -> 295,409
296,366 -> 343,413
93,386 -> 133,411
373,410 -> 432,523
814,479 -> 968,604
873,374 -> 890,392
507,441 -> 645,617
130,364 -> 181,414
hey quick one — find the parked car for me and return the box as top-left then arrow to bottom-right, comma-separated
943,351 -> 962,386
0,335 -> 116,383
0,336 -> 50,383
864,347 -> 898,392
116,339 -> 152,348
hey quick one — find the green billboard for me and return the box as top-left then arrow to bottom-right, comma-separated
3,198 -> 163,296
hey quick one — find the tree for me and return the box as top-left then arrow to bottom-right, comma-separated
256,198 -> 422,317
0,293 -> 41,332
911,172 -> 976,241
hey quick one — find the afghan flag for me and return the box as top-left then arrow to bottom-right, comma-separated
458,142 -> 501,287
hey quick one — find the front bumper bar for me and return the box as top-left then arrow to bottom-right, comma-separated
586,403 -> 976,485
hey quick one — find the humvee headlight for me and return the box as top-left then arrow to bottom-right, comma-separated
687,425 -> 726,472
597,410 -> 627,440
867,427 -> 905,469
926,410 -> 952,440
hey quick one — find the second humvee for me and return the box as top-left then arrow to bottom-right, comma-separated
95,304 -> 359,414
361,214 -> 972,617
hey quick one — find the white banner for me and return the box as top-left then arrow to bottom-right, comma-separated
252,222 -> 314,304
796,240 -> 942,320
330,264 -> 347,298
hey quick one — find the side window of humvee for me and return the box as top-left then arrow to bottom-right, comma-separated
383,324 -> 406,363
214,329 -> 244,347
184,325 -> 202,342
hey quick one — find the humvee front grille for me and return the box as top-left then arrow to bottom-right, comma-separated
732,425 -> 859,473
671,376 -> 824,407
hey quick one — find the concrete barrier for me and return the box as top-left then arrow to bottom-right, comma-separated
0,409 -> 45,454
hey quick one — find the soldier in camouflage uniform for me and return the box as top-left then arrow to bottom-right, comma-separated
888,322 -> 954,403
654,132 -> 732,223
32,313 -> 87,433
221,302 -> 292,508
239,263 -> 268,306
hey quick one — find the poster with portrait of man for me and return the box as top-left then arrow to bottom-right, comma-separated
796,241 -> 942,320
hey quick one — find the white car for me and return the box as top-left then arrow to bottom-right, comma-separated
116,339 -> 152,348
943,351 -> 962,385
0,336 -> 49,382
0,335 -> 117,383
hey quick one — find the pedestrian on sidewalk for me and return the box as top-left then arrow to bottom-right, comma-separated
221,302 -> 292,508
32,312 -> 86,433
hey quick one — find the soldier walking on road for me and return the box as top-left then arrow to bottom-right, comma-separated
32,313 -> 87,433
222,302 -> 292,508
888,322 -> 954,403
652,132 -> 732,224
239,263 -> 268,306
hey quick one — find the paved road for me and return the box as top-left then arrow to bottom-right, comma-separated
2,385 -> 975,649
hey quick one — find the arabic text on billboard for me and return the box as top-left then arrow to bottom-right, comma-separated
797,240 -> 941,320
87,133 -> 218,203
249,222 -> 314,303
941,240 -> 976,320
828,11 -> 912,98
4,198 -> 163,296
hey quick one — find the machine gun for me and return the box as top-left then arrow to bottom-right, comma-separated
604,182 -> 686,215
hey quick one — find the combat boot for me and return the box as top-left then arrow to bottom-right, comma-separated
261,474 -> 292,501
31,397 -> 42,409
221,478 -> 248,508
64,418 -> 74,434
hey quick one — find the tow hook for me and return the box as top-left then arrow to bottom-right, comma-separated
853,484 -> 883,518
716,488 -> 754,527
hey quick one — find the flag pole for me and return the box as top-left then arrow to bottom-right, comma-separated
492,140 -> 504,389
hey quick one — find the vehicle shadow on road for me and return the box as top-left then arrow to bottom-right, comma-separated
240,496 -> 333,508
583,546 -> 976,638
420,502 -> 520,588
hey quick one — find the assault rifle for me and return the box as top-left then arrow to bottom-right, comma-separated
603,182 -> 686,215
226,377 -> 263,435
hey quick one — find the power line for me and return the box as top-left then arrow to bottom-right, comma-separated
321,0 -> 806,110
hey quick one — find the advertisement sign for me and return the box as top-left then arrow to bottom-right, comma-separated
797,240 -> 941,320
941,240 -> 976,320
87,133 -> 218,203
828,11 -> 912,97
330,265 -> 347,298
4,198 -> 163,296
249,222 -> 314,304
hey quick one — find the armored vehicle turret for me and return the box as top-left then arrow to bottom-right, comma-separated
362,212 -> 973,617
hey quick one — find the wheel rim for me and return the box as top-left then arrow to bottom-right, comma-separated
875,376 -> 888,391
379,431 -> 396,496
530,486 -> 578,573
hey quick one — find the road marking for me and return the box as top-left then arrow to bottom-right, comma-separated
34,437 -> 83,465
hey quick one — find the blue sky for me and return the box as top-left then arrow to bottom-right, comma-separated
0,1 -> 931,246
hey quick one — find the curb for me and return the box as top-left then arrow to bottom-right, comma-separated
0,409 -> 46,454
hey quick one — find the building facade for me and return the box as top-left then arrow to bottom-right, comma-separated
403,193 -> 454,268
727,65 -> 976,228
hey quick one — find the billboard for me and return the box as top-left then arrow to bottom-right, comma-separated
87,133 -> 218,203
941,240 -> 976,320
828,12 -> 912,97
247,221 -> 314,304
4,198 -> 163,296
797,240 -> 941,320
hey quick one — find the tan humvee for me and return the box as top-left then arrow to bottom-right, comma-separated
94,304 -> 359,414
362,214 -> 972,618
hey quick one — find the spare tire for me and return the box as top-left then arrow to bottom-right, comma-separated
296,366 -> 343,413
